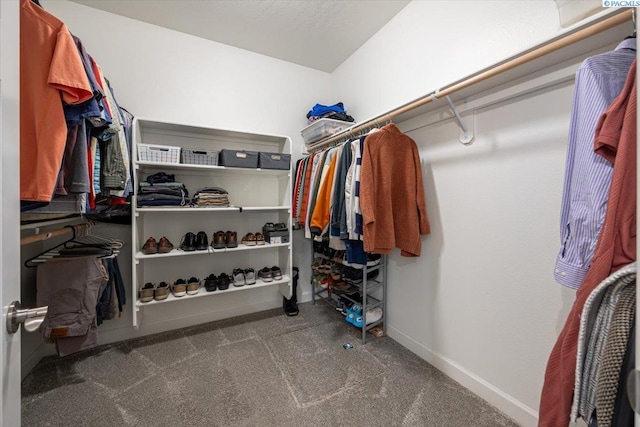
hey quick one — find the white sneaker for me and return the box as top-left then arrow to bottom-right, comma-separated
365,307 -> 383,325
244,268 -> 256,285
232,269 -> 246,287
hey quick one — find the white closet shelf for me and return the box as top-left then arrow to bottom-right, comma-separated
137,206 -> 240,213
135,275 -> 291,307
135,161 -> 290,176
135,242 -> 291,260
136,206 -> 290,213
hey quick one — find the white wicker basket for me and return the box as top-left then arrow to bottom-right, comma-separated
137,144 -> 181,164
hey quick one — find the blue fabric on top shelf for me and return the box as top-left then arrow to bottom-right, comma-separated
307,102 -> 346,119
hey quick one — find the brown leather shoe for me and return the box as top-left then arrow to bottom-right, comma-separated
226,231 -> 238,248
241,232 -> 256,246
158,236 -> 174,253
142,237 -> 158,255
212,231 -> 226,249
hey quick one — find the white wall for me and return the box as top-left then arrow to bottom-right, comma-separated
332,1 -> 562,121
329,1 -> 629,426
20,0 -> 330,370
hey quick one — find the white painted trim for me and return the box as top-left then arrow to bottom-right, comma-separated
387,325 -> 538,427
99,296 -> 284,344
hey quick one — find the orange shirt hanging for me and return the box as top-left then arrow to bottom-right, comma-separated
20,0 -> 92,202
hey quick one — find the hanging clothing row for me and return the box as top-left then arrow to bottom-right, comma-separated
293,122 -> 430,260
20,0 -> 133,220
24,222 -> 126,357
539,34 -> 637,427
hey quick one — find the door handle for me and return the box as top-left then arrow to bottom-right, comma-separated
6,301 -> 47,334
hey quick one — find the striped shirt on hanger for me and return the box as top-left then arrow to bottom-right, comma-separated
554,38 -> 636,289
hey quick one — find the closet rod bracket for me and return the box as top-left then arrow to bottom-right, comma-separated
444,95 -> 475,145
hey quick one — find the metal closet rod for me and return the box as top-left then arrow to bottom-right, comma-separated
308,9 -> 633,152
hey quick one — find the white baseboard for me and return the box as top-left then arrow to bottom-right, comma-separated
99,296 -> 285,345
387,324 -> 538,427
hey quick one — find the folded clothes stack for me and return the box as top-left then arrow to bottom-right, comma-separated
193,187 -> 230,207
306,102 -> 355,124
137,172 -> 189,207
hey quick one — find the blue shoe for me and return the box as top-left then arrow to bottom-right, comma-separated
345,306 -> 355,324
353,315 -> 364,328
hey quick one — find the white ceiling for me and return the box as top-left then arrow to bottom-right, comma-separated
68,0 -> 411,72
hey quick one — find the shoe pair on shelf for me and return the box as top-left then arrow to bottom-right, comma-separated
204,273 -> 231,292
171,277 -> 200,297
211,231 -> 238,249
180,232 -> 209,251
240,232 -> 265,246
139,281 -> 170,302
258,266 -> 283,282
142,236 -> 174,255
139,277 -> 200,302
263,222 -> 287,232
232,268 -> 256,286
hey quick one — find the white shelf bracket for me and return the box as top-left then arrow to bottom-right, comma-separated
444,95 -> 475,145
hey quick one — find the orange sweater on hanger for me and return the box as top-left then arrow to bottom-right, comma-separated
309,149 -> 338,235
360,123 -> 430,257
20,0 -> 93,202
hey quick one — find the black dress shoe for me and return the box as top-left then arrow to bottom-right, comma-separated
180,232 -> 196,251
195,231 -> 208,250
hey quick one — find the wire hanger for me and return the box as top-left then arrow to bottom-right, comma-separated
24,223 -> 116,268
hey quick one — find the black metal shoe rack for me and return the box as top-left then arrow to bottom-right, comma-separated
311,248 -> 387,344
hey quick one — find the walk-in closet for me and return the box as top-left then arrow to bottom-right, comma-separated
2,1 -> 638,426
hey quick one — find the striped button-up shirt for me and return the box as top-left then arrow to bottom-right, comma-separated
555,38 -> 636,289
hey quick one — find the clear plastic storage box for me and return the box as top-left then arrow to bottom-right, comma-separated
301,118 -> 352,146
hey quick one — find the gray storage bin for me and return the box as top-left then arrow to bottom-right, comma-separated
181,148 -> 219,166
218,149 -> 259,168
259,152 -> 291,170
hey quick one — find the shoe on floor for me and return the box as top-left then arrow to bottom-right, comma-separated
180,232 -> 196,251
157,236 -> 174,253
195,231 -> 208,251
154,282 -> 170,301
204,274 -> 218,292
232,269 -> 246,287
217,273 -> 231,290
258,267 -> 273,282
270,266 -> 283,280
244,268 -> 256,285
142,237 -> 158,255
172,278 -> 187,297
139,282 -> 155,302
187,277 -> 200,295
